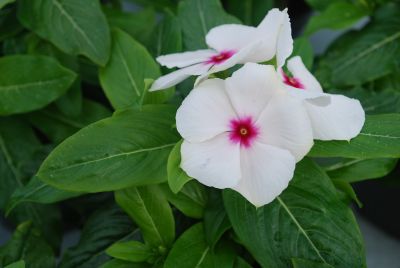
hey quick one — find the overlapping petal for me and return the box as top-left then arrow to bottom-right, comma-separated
156,49 -> 216,68
176,79 -> 236,142
181,134 -> 241,188
232,142 -> 295,207
287,56 -> 322,93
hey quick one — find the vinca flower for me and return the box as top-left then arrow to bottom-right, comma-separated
176,63 -> 313,206
280,56 -> 365,140
150,8 -> 292,91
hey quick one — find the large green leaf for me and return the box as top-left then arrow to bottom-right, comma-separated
150,11 -> 182,57
99,29 -> 173,110
101,259 -> 150,268
292,258 -> 334,268
224,158 -> 366,268
304,2 -> 367,35
4,260 -> 25,268
225,0 -> 274,26
17,0 -> 110,65
164,223 -> 236,268
178,0 -> 241,50
292,37 -> 314,69
115,185 -> 175,247
0,222 -> 55,268
0,55 -> 76,115
106,241 -> 153,263
28,99 -> 111,144
309,114 -> 400,158
36,105 -> 179,192
60,205 -> 134,268
167,140 -> 192,194
6,176 -> 82,214
320,12 -> 400,86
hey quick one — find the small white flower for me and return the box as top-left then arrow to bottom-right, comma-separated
150,8 -> 292,91
176,63 -> 313,207
279,56 -> 365,140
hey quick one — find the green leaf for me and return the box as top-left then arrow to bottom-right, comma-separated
115,185 -> 175,247
161,181 -> 207,219
167,140 -> 192,193
304,2 -> 367,36
324,158 -> 397,182
17,0 -> 111,65
36,105 -> 179,192
332,180 -> 362,207
106,241 -> 153,263
6,176 -> 82,215
101,259 -> 150,268
224,0 -> 274,26
150,11 -> 182,57
224,158 -> 366,268
0,222 -> 55,268
304,0 -> 342,11
0,0 -> 15,9
292,37 -> 314,69
125,0 -> 176,11
309,114 -> 400,159
204,190 -> 231,249
178,0 -> 241,50
28,99 -> 111,144
164,223 -> 236,268
4,260 -> 25,268
99,29 -> 173,110
321,13 -> 400,86
104,7 -> 156,46
292,258 -> 334,268
234,257 -> 253,268
60,205 -> 134,268
0,55 -> 76,115
0,8 -> 23,43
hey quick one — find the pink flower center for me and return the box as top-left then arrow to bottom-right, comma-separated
206,50 -> 235,65
281,70 -> 304,89
229,117 -> 259,148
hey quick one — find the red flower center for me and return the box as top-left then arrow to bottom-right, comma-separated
229,117 -> 259,148
207,50 -> 235,65
281,70 -> 304,89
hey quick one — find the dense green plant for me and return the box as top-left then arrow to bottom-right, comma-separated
0,0 -> 399,267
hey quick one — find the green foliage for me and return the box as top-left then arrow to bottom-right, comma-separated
167,140 -> 192,193
224,158 -> 366,268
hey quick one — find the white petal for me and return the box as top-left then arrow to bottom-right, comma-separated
287,56 -> 322,93
225,63 -> 283,119
206,24 -> 259,52
258,8 -> 293,67
181,134 -> 241,189
150,63 -> 210,91
176,79 -> 236,142
257,94 -> 313,161
156,49 -> 216,68
232,142 -> 295,207
305,94 -> 365,140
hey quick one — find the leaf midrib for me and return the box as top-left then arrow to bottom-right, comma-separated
277,197 -> 328,264
42,143 -> 176,173
0,77 -> 66,92
359,132 -> 400,139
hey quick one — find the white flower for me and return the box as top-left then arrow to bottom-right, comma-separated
176,63 -> 313,207
279,56 -> 365,140
150,8 -> 292,91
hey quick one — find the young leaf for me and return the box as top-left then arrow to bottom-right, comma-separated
36,105 -> 179,192
115,185 -> 175,247
304,2 -> 367,36
0,222 -> 55,267
161,181 -> 207,219
164,223 -> 236,268
178,0 -> 241,50
106,241 -> 153,263
17,0 -> 111,65
0,55 -> 76,115
309,114 -> 400,159
99,29 -> 173,110
60,205 -> 134,268
224,158 -> 366,268
167,140 -> 192,193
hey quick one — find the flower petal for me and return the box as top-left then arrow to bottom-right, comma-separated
150,63 -> 210,91
232,142 -> 295,207
305,94 -> 365,140
176,79 -> 236,142
258,8 -> 293,67
225,63 -> 283,119
257,94 -> 313,161
287,56 -> 322,93
156,49 -> 216,68
181,134 -> 241,188
206,24 -> 259,52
